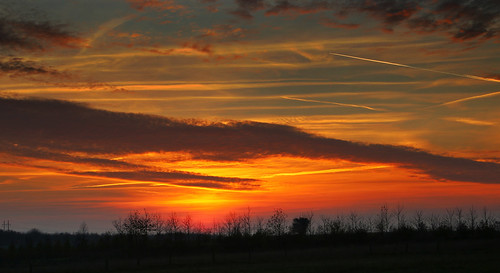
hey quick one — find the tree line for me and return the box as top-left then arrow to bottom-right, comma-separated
110,205 -> 498,237
1,205 -> 499,271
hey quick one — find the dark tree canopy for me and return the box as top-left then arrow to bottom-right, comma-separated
291,217 -> 311,236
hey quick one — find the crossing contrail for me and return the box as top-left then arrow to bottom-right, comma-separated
330,53 -> 500,84
440,90 -> 500,106
282,96 -> 383,111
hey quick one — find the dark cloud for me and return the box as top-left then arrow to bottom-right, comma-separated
409,0 -> 500,41
0,3 -> 129,91
0,57 -> 125,91
1,97 -> 500,184
199,0 -> 219,12
230,0 -> 500,42
0,57 -> 68,78
0,17 -> 85,52
127,0 -> 185,12
341,0 -> 500,41
351,0 -> 420,32
320,18 -> 359,29
231,0 -> 266,19
265,0 -> 334,16
1,143 -> 138,170
480,73 -> 500,81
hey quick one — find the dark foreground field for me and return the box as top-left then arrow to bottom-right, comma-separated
2,238 -> 498,273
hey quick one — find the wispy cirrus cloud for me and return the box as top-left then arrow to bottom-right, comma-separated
2,96 -> 499,184
443,117 -> 496,126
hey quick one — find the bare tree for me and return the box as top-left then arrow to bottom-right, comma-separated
76,221 -> 89,248
394,204 -> 407,230
468,206 -> 477,231
365,215 -> 375,233
479,207 -> 494,229
413,210 -> 427,232
348,212 -> 360,233
151,213 -> 164,236
254,216 -> 266,235
456,208 -> 467,232
445,208 -> 455,230
224,212 -> 242,237
77,222 -> 89,235
266,208 -> 287,236
182,215 -> 193,235
113,209 -> 159,236
166,212 -> 180,234
318,215 -> 345,235
376,205 -> 390,233
212,220 -> 224,236
193,221 -> 208,234
429,213 -> 440,231
241,207 -> 252,236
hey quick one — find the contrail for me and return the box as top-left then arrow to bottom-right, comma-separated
79,14 -> 136,55
330,53 -> 500,84
282,96 -> 383,111
440,90 -> 500,106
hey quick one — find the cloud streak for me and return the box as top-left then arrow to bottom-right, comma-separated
330,52 -> 500,84
72,170 -> 259,190
1,96 -> 499,184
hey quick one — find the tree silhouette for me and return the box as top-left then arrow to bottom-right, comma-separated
266,208 -> 287,236
376,205 -> 390,233
112,209 -> 160,236
291,217 -> 310,236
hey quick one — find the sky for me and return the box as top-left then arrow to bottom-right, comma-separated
1,0 -> 500,233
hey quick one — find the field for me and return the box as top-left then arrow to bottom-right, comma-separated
3,238 -> 498,273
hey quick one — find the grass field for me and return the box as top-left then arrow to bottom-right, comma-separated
4,238 -> 498,273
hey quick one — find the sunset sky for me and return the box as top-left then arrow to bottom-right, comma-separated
1,0 -> 500,233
